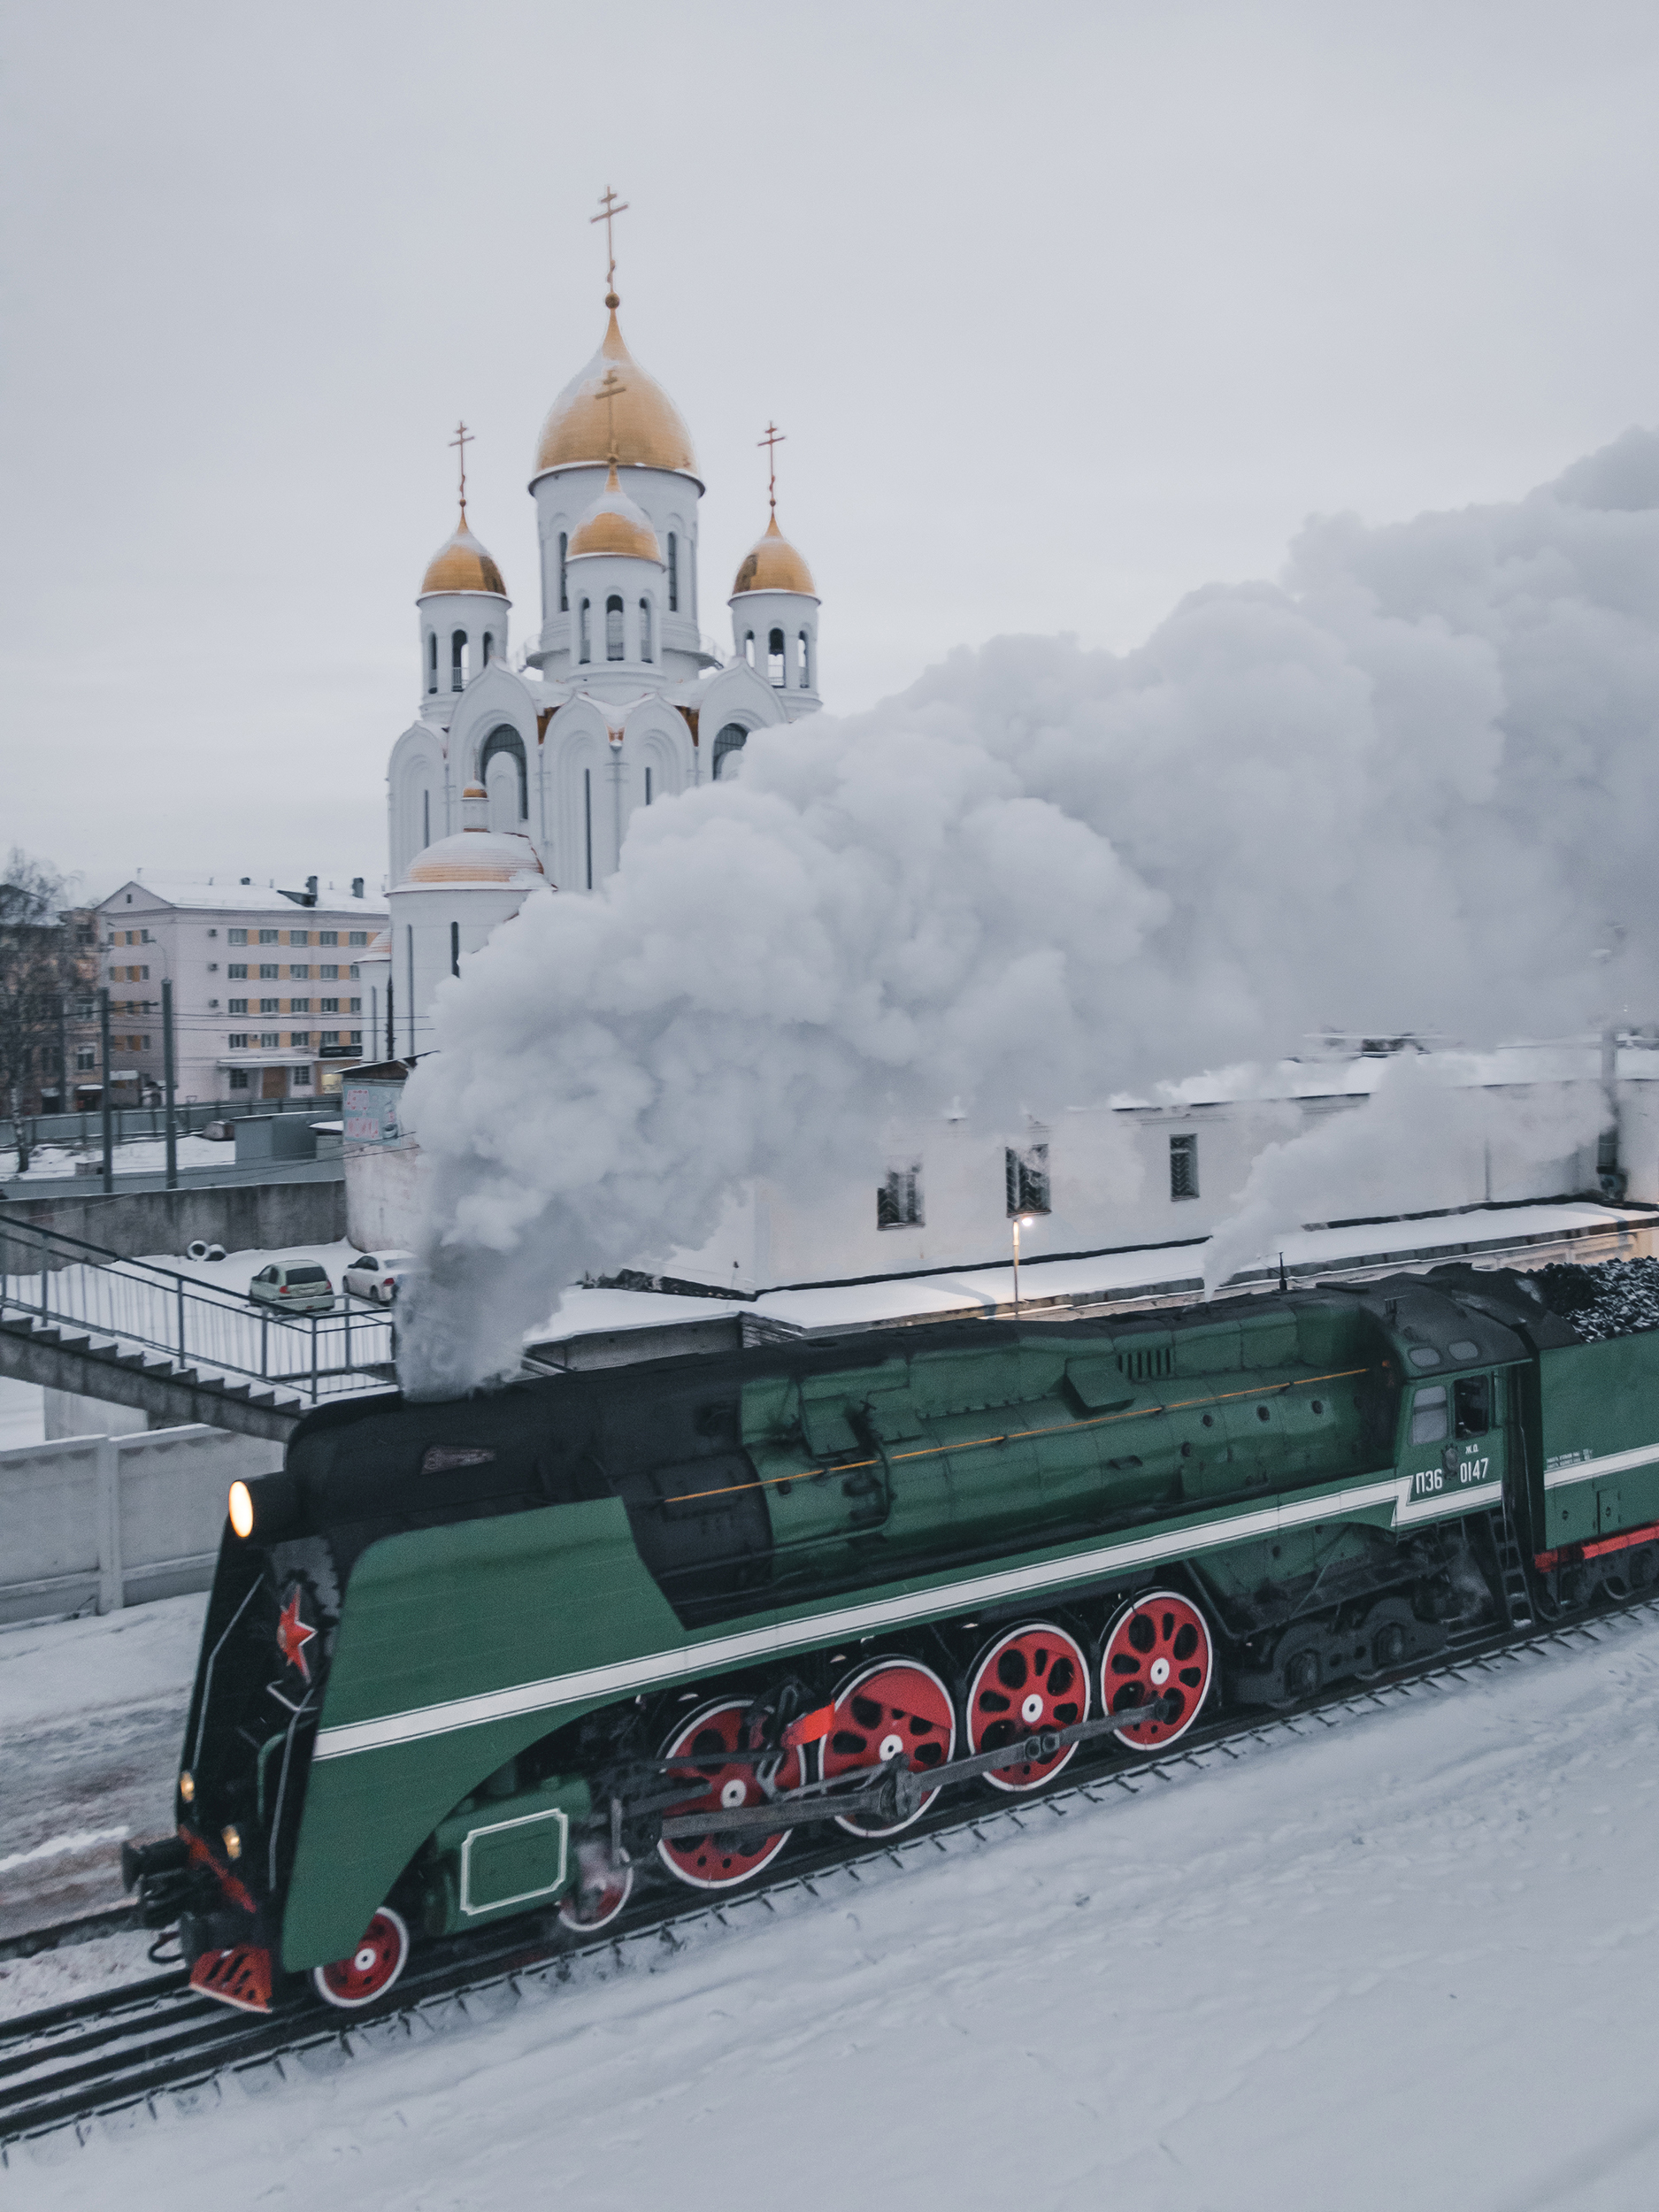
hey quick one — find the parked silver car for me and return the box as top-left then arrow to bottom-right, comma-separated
342,1251 -> 414,1304
248,1262 -> 335,1315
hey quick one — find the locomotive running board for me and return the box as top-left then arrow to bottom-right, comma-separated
655,1698 -> 1181,1841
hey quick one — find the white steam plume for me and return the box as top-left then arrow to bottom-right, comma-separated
398,428 -> 1659,1394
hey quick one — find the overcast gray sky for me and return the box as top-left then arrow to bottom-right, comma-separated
4,0 -> 1655,900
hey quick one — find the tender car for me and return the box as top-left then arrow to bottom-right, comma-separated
248,1262 -> 335,1315
342,1251 -> 414,1304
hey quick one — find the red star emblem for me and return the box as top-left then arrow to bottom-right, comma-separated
276,1589 -> 317,1681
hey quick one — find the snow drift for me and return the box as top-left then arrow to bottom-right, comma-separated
397,428 -> 1659,1394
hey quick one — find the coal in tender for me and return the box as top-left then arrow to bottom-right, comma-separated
1535,1256 -> 1659,1342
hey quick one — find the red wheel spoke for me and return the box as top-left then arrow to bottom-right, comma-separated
819,1658 -> 957,1838
965,1621 -> 1090,1793
656,1698 -> 802,1891
1099,1592 -> 1214,1753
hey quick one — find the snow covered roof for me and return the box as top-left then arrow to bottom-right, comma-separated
100,879 -> 390,918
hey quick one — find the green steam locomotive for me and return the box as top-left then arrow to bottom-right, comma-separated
126,1261 -> 1659,2015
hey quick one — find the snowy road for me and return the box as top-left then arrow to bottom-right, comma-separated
10,1603 -> 1659,2206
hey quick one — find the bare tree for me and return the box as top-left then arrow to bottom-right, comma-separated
0,849 -> 75,1173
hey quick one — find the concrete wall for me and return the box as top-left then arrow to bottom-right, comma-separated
0,1424 -> 280,1624
0,1176 -> 347,1260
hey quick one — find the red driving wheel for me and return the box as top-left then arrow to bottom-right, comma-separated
965,1621 -> 1089,1791
819,1657 -> 956,1838
557,1842 -> 635,1933
311,1906 -> 411,2010
1099,1592 -> 1214,1751
656,1698 -> 803,1890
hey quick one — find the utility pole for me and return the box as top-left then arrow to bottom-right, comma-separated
98,988 -> 113,1193
162,978 -> 177,1190
57,987 -> 68,1125
386,976 -> 395,1063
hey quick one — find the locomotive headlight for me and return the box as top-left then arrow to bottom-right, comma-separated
228,1481 -> 255,1539
179,1770 -> 196,1803
222,1825 -> 242,1861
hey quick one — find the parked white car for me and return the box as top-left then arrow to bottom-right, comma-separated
342,1251 -> 414,1304
248,1262 -> 335,1315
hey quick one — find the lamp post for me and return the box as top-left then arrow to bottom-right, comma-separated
1011,1213 -> 1036,1317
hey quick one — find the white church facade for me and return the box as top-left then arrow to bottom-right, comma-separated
378,249 -> 822,1056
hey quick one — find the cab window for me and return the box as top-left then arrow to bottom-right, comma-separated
1409,1385 -> 1448,1445
1454,1375 -> 1491,1439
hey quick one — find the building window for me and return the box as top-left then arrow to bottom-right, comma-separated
798,631 -> 810,688
290,998 -> 311,1013
227,964 -> 248,979
320,964 -> 338,979
768,627 -> 785,686
349,996 -> 361,1012
320,996 -> 339,1014
260,997 -> 279,1014
349,931 -> 368,947
290,963 -> 310,979
712,725 -> 748,780
451,628 -> 466,690
744,630 -> 756,667
227,1033 -> 250,1048
558,532 -> 569,612
667,531 -> 678,611
228,998 -> 248,1015
427,632 -> 438,693
1005,1141 -> 1051,1217
644,766 -> 653,806
1170,1133 -> 1199,1200
76,1047 -> 96,1070
258,928 -> 277,945
605,594 -> 624,661
288,931 -> 308,947
877,1162 -> 925,1230
584,767 -> 594,890
259,964 -> 278,979
289,1033 -> 311,1048
422,789 -> 431,849
579,598 -> 591,663
319,930 -> 337,947
480,725 -> 528,821
293,1067 -> 312,1087
229,1070 -> 250,1090
349,1030 -> 363,1046
321,1030 -> 340,1046
259,1031 -> 280,1048
229,929 -> 248,946
640,597 -> 653,662
450,919 -> 460,978
483,632 -> 494,665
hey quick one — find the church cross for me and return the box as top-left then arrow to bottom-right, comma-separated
596,367 -> 628,463
591,186 -> 629,305
449,419 -> 472,519
758,420 -> 786,513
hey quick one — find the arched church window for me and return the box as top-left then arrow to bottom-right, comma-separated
451,630 -> 466,691
640,598 -> 653,663
426,633 -> 437,695
606,595 -> 625,661
480,725 -> 528,821
422,790 -> 430,848
579,600 -> 591,664
667,532 -> 679,613
798,631 -> 810,689
744,631 -> 756,668
558,533 -> 569,612
768,628 -> 785,687
482,633 -> 494,666
712,725 -> 748,781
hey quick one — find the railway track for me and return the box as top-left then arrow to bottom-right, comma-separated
4,1586 -> 1650,2163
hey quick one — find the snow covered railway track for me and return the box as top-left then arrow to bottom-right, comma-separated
5,1593 -> 1651,2162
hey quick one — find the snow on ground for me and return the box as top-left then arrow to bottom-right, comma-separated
0,1135 -> 234,1183
0,1595 -> 205,1956
134,1236 -> 362,1299
10,1602 -> 1659,2205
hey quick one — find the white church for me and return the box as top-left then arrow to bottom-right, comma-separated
367,224 -> 821,1056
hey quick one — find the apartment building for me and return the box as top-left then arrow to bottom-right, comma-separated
97,878 -> 389,1103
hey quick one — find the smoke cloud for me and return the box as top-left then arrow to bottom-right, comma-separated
398,428 -> 1659,1394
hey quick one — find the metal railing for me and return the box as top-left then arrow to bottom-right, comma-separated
0,1213 -> 395,1405
1,1098 -> 325,1155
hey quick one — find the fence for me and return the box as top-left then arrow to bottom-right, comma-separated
0,1424 -> 277,1624
1,1097 -> 326,1156
0,1213 -> 394,1405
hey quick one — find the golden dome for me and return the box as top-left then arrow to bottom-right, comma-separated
404,828 -> 547,887
533,311 -> 696,478
568,464 -> 663,563
419,509 -> 507,598
732,513 -> 816,597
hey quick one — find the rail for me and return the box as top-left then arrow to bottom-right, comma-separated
0,1212 -> 394,1405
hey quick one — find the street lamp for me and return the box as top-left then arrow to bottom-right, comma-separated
1011,1213 -> 1037,1317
